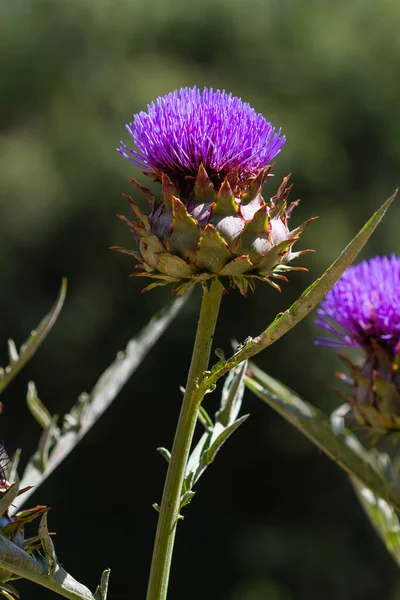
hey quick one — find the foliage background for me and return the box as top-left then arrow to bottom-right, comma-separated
1,1 -> 400,598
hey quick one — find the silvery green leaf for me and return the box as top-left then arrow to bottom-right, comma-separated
38,513 -> 58,576
331,404 -> 400,565
246,364 -> 400,510
180,491 -> 196,508
185,363 -> 250,491
26,382 -> 52,430
157,447 -> 171,463
198,406 -> 213,430
184,431 -> 211,490
0,279 -> 67,395
35,416 -> 59,472
7,341 -> 18,364
62,393 -> 89,434
215,360 -> 247,427
94,570 -> 110,600
205,415 -> 249,465
352,479 -> 400,567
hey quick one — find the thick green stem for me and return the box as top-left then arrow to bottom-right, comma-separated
146,279 -> 223,600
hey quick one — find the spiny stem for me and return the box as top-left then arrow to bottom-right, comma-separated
146,279 -> 224,600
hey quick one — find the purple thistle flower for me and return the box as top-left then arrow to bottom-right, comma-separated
118,86 -> 285,181
315,255 -> 400,437
114,86 -> 313,296
315,255 -> 400,353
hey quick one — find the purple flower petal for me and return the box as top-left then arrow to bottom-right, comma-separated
315,255 -> 400,353
118,86 -> 285,179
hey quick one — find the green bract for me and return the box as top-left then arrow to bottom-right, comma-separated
113,166 -> 315,295
337,345 -> 400,437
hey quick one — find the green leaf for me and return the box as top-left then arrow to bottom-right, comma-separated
180,490 -> 196,509
0,279 -> 67,395
26,382 -> 52,430
332,405 -> 400,566
157,447 -> 171,463
215,360 -> 247,427
11,294 -> 188,514
35,415 -> 60,472
205,414 -> 249,465
352,477 -> 400,566
94,570 -> 110,600
202,191 -> 397,391
38,513 -> 58,576
0,533 -> 98,600
184,431 -> 211,490
184,362 -> 249,491
245,364 -> 400,511
198,405 -> 214,430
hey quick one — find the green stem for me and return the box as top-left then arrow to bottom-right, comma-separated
146,279 -> 224,600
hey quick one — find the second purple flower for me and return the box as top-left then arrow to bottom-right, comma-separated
316,255 -> 400,437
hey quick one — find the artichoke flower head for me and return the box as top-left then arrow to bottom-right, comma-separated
114,87 -> 314,295
316,255 -> 400,438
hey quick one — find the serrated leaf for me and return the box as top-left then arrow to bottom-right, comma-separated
0,279 -> 67,395
12,294 -> 188,514
245,364 -> 400,510
185,364 -> 249,491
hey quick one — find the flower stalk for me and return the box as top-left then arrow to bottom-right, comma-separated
146,279 -> 224,600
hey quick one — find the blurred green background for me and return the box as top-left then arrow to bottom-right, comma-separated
1,0 -> 400,598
